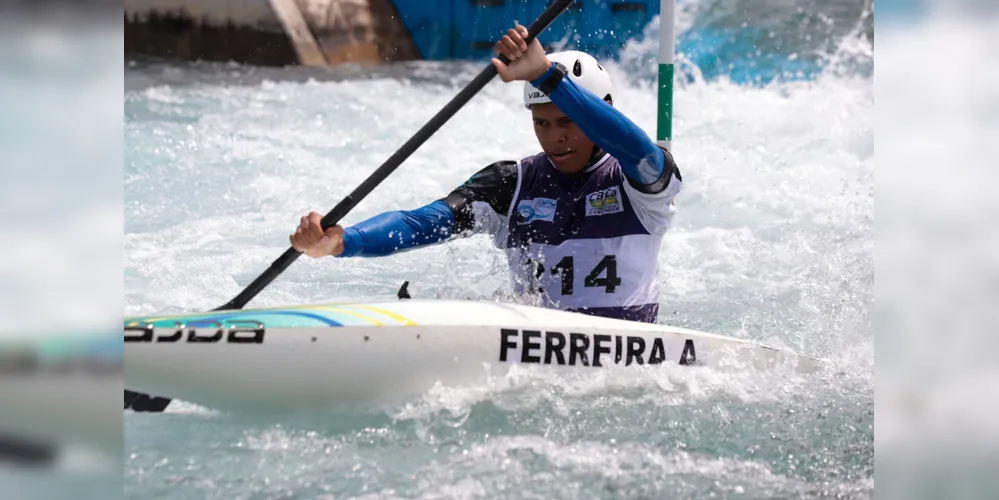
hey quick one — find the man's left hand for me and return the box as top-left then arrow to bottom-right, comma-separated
491,23 -> 551,83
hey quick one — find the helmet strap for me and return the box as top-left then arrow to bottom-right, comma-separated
587,145 -> 607,166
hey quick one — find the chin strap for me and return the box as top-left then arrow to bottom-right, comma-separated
588,146 -> 606,165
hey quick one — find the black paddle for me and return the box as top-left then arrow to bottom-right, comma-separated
126,0 -> 577,412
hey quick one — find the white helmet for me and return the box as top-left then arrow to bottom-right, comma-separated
523,50 -> 614,109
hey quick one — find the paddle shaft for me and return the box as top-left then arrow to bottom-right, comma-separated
214,0 -> 575,312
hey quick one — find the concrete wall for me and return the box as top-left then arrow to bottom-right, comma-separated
124,0 -> 420,66
303,0 -> 419,64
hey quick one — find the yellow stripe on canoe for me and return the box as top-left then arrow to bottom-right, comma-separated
349,305 -> 417,326
306,306 -> 384,326
283,303 -> 415,326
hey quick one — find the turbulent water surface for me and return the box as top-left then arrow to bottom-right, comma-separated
124,0 -> 874,498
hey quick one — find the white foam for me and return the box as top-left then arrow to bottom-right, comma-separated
124,31 -> 873,407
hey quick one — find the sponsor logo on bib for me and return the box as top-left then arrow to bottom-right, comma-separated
516,197 -> 557,224
586,186 -> 624,217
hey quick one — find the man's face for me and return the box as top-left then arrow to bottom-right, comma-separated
530,102 -> 595,174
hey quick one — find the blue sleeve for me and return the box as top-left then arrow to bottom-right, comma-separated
531,63 -> 667,187
338,200 -> 456,257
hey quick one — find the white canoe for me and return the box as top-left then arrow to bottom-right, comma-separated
124,299 -> 824,413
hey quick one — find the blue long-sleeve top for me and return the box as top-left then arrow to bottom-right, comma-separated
339,62 -> 668,258
339,200 -> 455,257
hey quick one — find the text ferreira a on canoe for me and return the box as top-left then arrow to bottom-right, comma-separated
498,328 -> 696,367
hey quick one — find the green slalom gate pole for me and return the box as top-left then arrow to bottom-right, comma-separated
657,0 -> 674,151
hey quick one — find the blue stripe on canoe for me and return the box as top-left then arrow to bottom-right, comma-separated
185,311 -> 343,328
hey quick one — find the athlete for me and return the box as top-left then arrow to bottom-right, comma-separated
290,24 -> 682,323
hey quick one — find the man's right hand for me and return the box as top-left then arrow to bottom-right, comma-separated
290,211 -> 345,258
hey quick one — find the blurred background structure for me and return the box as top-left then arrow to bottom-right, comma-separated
124,0 -> 873,86
124,0 -> 656,65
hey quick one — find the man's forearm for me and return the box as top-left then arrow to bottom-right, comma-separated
339,200 -> 456,257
